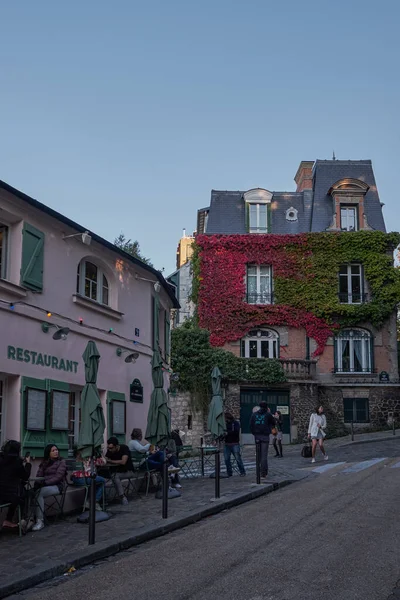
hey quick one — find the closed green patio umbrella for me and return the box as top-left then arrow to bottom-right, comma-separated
145,349 -> 169,447
207,366 -> 226,440
78,341 -> 105,458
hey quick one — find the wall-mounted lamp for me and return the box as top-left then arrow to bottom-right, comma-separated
135,273 -> 161,293
41,322 -> 70,340
62,231 -> 92,246
116,347 -> 139,363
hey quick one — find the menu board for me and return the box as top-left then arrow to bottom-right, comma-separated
26,388 -> 46,431
112,400 -> 126,435
51,391 -> 70,430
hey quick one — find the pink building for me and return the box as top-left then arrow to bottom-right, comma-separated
0,180 -> 178,458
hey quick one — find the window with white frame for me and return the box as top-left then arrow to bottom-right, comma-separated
0,224 -> 8,279
246,264 -> 273,304
335,329 -> 372,373
240,329 -> 279,359
249,203 -> 268,233
77,261 -> 109,306
340,205 -> 358,231
339,264 -> 364,303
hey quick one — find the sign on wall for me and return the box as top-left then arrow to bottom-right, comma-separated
7,345 -> 79,373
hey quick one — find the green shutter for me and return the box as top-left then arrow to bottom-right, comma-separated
245,203 -> 250,232
267,204 -> 272,233
107,391 -> 126,445
152,295 -> 159,350
333,337 -> 338,372
165,312 -> 171,363
21,223 -> 45,291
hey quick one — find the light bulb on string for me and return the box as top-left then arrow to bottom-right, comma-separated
108,328 -> 113,333
79,318 -> 83,325
47,311 -> 52,318
9,303 -> 15,310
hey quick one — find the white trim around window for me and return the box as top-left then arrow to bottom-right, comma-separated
77,260 -> 109,306
240,329 -> 279,359
339,264 -> 364,304
246,264 -> 273,304
335,329 -> 372,373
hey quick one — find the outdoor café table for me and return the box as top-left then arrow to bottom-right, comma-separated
197,446 -> 217,476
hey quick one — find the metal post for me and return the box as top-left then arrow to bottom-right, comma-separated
162,451 -> 168,519
88,455 -> 96,545
351,420 -> 354,442
393,418 -> 396,436
200,446 -> 205,477
255,440 -> 261,485
214,448 -> 220,499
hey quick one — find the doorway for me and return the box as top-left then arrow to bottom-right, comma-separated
240,388 -> 290,444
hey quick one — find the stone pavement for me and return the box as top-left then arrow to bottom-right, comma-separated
0,429 -> 397,599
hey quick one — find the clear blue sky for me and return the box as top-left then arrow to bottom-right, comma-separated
1,1 -> 399,275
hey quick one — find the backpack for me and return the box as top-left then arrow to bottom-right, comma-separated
252,412 -> 270,436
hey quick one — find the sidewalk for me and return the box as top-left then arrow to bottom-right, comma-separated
0,429 -> 396,599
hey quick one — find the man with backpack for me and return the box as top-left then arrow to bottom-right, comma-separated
250,401 -> 277,479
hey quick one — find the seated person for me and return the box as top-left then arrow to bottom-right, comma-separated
33,444 -> 67,531
166,434 -> 182,489
0,440 -> 31,529
71,449 -> 106,510
129,429 -> 179,475
105,437 -> 134,505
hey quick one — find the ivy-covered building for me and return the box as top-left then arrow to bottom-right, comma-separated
192,159 -> 400,443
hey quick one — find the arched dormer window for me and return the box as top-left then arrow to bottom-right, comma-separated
327,179 -> 370,232
334,328 -> 373,373
244,189 -> 272,234
77,260 -> 109,306
240,328 -> 279,359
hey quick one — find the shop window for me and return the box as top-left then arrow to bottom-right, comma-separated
77,260 -> 109,306
246,265 -> 273,304
343,398 -> 369,423
107,391 -> 126,445
334,329 -> 373,373
0,224 -> 8,279
339,264 -> 365,303
241,329 -> 279,359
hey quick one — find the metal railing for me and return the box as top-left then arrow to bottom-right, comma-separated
338,292 -> 368,304
246,292 -> 274,305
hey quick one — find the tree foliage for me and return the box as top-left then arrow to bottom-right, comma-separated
114,233 -> 153,266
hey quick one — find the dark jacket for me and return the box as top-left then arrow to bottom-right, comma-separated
225,420 -> 240,445
0,455 -> 32,500
36,458 -> 67,490
250,409 -> 276,439
171,430 -> 183,449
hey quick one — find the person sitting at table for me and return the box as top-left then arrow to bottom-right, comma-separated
0,440 -> 31,530
32,444 -> 67,531
71,449 -> 107,511
105,437 -> 134,505
128,428 -> 165,471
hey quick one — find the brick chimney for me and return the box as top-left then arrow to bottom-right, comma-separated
294,161 -> 314,192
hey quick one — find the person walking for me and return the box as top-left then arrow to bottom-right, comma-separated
308,405 -> 328,464
223,412 -> 246,477
272,411 -> 283,458
250,401 -> 276,479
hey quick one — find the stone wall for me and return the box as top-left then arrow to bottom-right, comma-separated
224,383 -> 240,419
169,391 -> 206,447
289,383 -> 319,442
318,387 -> 348,439
369,387 -> 400,428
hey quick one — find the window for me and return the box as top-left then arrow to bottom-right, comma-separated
286,207 -> 298,221
246,265 -> 273,304
77,261 -> 109,306
249,203 -> 268,233
187,415 -> 192,430
241,329 -> 279,359
340,205 -> 358,231
339,264 -> 364,303
343,398 -> 369,423
0,224 -> 8,279
335,329 -> 372,373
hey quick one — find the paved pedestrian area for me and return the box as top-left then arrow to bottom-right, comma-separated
0,430 -> 398,598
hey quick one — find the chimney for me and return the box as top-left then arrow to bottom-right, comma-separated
294,161 -> 314,192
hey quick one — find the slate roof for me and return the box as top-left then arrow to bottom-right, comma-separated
203,160 -> 386,235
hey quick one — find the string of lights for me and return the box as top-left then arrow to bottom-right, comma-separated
0,298 -> 154,352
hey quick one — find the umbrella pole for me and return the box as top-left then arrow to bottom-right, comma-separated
255,440 -> 261,485
162,450 -> 168,519
214,442 -> 221,499
89,451 -> 96,545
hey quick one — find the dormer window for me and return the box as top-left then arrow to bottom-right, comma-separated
340,205 -> 358,231
244,189 -> 272,234
327,179 -> 370,232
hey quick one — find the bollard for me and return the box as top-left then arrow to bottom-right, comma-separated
214,449 -> 220,499
162,453 -> 168,519
200,446 -> 205,477
351,420 -> 354,442
393,419 -> 396,436
255,440 -> 261,484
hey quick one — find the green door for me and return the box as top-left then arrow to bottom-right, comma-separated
240,388 -> 290,436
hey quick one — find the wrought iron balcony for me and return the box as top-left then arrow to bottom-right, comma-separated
279,359 -> 317,380
338,292 -> 368,304
246,292 -> 274,305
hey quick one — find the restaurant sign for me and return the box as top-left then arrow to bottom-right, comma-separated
7,345 -> 79,373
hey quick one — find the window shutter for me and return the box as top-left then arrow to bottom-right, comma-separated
245,203 -> 250,232
267,204 -> 272,233
165,312 -> 171,363
21,223 -> 45,291
333,338 -> 338,372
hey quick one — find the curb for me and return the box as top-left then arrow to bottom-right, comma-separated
0,479 -> 293,599
341,435 -> 399,447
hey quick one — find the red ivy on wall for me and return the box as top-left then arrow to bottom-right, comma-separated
196,234 -> 335,356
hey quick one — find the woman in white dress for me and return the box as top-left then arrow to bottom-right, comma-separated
308,406 -> 328,464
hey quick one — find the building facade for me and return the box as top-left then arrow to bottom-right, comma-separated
0,179 -> 178,457
191,159 -> 400,444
